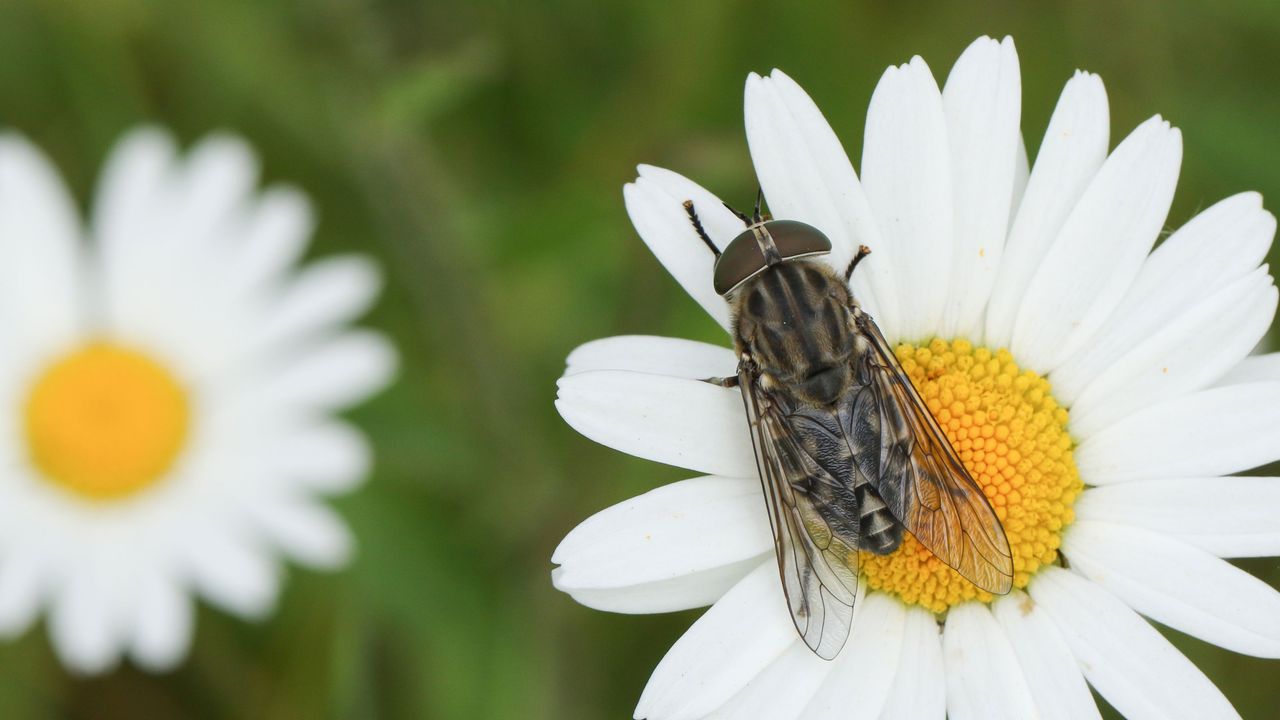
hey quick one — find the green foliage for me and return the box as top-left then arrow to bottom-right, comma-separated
0,0 -> 1276,717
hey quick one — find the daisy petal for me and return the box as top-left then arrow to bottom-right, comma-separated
635,562 -> 795,720
939,36 -> 1021,341
1076,477 -> 1280,557
248,255 -> 381,355
942,602 -> 1037,720
0,134 -> 83,363
985,71 -> 1108,348
555,370 -> 756,478
130,572 -> 193,672
992,591 -> 1101,720
1011,115 -> 1181,373
705,641 -> 832,720
552,476 -> 771,613
1075,382 -> 1280,483
565,335 -> 736,378
1216,352 -> 1280,385
0,548 -> 45,638
744,69 -> 891,322
1064,267 -> 1276,439
1030,566 -> 1239,720
225,186 -> 314,293
172,134 -> 260,250
253,330 -> 397,412
185,530 -> 280,619
93,126 -> 177,265
267,421 -> 372,494
49,572 -> 120,675
1064,520 -> 1280,658
861,56 -> 953,344
251,499 -> 353,570
1052,192 -> 1275,405
624,167 -> 743,332
1010,133 -> 1029,217
878,605 -> 946,720
803,592 -> 904,720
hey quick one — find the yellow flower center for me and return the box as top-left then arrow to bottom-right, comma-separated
860,338 -> 1081,613
24,342 -> 190,500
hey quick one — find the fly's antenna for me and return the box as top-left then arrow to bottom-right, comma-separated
722,201 -> 752,227
683,200 -> 721,258
845,244 -> 872,280
752,187 -> 764,224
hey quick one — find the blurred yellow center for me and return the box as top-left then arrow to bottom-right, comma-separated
859,338 -> 1081,613
24,343 -> 189,500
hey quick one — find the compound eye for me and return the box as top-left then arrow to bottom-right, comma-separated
713,220 -> 832,296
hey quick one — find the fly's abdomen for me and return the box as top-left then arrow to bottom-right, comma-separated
853,478 -> 902,555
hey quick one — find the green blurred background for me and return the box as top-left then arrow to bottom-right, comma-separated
0,0 -> 1277,717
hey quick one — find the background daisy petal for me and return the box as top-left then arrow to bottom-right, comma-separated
634,562 -> 795,720
704,641 -> 833,720
185,530 -> 280,619
247,255 -> 382,355
938,36 -> 1021,341
555,370 -> 756,478
992,591 -> 1101,720
1064,520 -> 1280,658
1075,382 -> 1280,483
1052,192 -> 1275,404
1030,566 -> 1240,720
224,186 -> 315,294
551,476 -> 771,614
173,134 -> 261,251
1075,477 -> 1280,557
744,69 -> 891,323
130,572 -> 194,672
266,421 -> 372,494
0,134 -> 84,363
253,330 -> 397,412
564,335 -> 737,378
1011,115 -> 1181,373
250,498 -> 354,570
802,592 -> 903,720
93,126 -> 178,267
49,572 -> 121,675
942,602 -> 1038,720
985,71 -> 1108,348
0,547 -> 46,639
861,56 -> 953,344
878,605 -> 946,720
1064,267 -> 1276,439
624,167 -> 742,332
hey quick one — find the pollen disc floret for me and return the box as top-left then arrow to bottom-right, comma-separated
25,342 -> 190,500
860,338 -> 1081,612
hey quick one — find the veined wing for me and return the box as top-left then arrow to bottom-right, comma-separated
739,363 -> 860,660
857,315 -> 1014,594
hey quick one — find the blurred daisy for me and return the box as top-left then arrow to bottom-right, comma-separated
0,129 -> 394,674
554,36 -> 1280,719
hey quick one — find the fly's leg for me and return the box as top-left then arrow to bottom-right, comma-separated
701,376 -> 740,388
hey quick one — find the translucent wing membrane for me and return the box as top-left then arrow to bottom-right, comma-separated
859,316 -> 1015,594
740,365 -> 859,660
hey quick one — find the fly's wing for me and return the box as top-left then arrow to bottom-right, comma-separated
856,316 -> 1014,594
739,364 -> 859,660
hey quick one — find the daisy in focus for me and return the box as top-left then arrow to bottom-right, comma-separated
0,128 -> 395,674
553,35 -> 1280,720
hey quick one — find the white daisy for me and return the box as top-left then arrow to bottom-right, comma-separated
553,36 -> 1280,719
0,128 -> 395,674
